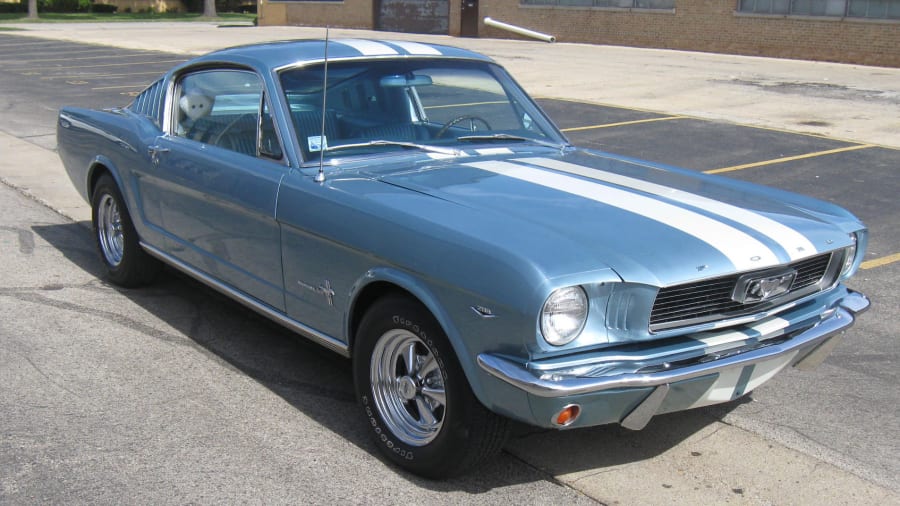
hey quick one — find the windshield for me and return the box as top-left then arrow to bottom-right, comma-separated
278,59 -> 566,162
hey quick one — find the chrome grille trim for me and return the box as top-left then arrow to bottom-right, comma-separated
649,251 -> 836,332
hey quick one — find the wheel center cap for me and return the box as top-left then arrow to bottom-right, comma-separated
397,376 -> 418,400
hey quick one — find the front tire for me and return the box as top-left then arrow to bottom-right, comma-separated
91,174 -> 160,287
353,296 -> 509,478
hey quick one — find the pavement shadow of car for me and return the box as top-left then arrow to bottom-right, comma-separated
503,400 -> 747,477
32,221 -> 743,489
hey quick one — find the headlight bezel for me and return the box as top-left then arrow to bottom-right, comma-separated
840,232 -> 859,278
540,285 -> 589,346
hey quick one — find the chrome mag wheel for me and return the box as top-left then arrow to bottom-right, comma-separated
354,296 -> 509,477
369,329 -> 446,446
90,174 -> 160,287
96,193 -> 124,267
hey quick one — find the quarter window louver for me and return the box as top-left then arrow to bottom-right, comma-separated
127,79 -> 165,128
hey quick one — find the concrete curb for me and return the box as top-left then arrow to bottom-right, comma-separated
2,22 -> 899,149
0,131 -> 89,224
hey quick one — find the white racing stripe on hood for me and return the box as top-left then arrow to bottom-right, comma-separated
466,160 -> 780,271
332,39 -> 399,56
518,157 -> 817,260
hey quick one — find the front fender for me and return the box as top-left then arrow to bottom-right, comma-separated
348,266 -> 529,411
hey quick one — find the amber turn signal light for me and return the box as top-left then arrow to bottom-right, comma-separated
553,404 -> 581,427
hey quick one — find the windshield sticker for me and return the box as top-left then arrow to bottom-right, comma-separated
476,148 -> 514,155
308,135 -> 327,152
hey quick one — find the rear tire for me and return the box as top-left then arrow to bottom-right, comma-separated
91,174 -> 160,287
353,295 -> 509,478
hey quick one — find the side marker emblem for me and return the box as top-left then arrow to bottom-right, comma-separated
470,305 -> 496,318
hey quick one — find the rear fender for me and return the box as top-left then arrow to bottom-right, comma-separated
87,155 -> 126,202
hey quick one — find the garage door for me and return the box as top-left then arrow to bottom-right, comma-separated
376,0 -> 449,35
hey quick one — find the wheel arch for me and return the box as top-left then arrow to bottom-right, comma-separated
86,156 -> 124,201
347,268 -> 491,404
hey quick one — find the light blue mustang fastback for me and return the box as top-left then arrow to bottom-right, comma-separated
57,39 -> 869,478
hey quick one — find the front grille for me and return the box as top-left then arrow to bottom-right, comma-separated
650,252 -> 835,331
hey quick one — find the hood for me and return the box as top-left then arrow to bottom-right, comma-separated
373,149 -> 862,287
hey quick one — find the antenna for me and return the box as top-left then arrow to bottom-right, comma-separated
315,27 -> 330,184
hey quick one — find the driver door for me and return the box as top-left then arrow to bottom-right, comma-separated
148,68 -> 288,310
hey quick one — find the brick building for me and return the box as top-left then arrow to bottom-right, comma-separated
257,0 -> 900,67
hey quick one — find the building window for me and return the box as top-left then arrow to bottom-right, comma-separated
738,0 -> 900,19
522,0 -> 674,8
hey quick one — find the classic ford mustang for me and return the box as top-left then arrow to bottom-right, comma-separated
58,39 -> 869,478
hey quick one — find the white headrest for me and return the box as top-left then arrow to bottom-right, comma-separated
179,94 -> 213,121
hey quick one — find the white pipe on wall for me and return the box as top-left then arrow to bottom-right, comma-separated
483,17 -> 556,43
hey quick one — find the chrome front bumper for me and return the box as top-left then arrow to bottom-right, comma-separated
477,290 -> 869,430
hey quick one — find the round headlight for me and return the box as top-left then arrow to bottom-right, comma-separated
841,233 -> 858,277
541,286 -> 588,346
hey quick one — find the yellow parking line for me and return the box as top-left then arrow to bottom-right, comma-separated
0,41 -> 57,48
40,70 -> 164,80
425,101 -> 507,110
91,84 -> 149,90
0,52 -> 133,65
9,59 -> 185,72
705,144 -> 874,174
860,252 -> 900,270
561,116 -> 684,132
534,97 -> 900,150
0,53 -> 150,64
9,48 -> 115,57
534,96 -> 668,115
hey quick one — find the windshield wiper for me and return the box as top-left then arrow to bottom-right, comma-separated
325,140 -> 461,157
456,133 -> 566,150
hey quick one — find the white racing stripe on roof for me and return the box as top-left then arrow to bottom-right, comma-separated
385,40 -> 443,55
332,39 -> 399,56
518,157 -> 817,260
467,160 -> 780,271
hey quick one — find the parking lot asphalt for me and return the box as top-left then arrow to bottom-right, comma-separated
0,25 -> 898,503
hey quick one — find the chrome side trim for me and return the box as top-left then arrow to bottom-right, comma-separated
477,291 -> 868,398
141,242 -> 350,357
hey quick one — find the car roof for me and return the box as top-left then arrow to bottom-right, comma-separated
188,39 -> 494,71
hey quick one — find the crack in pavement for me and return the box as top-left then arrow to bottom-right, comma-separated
0,288 -> 194,347
0,285 -> 356,404
2,345 -> 81,398
718,78 -> 900,105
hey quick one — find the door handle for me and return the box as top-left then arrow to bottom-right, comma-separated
148,145 -> 170,165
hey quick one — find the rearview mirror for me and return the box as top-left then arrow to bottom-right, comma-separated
380,74 -> 433,87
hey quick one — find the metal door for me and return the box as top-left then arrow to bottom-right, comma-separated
460,0 -> 478,37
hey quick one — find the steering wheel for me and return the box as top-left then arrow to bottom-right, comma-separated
435,115 -> 492,138
211,113 -> 255,147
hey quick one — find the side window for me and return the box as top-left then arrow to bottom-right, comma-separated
260,97 -> 284,160
173,69 -> 264,157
